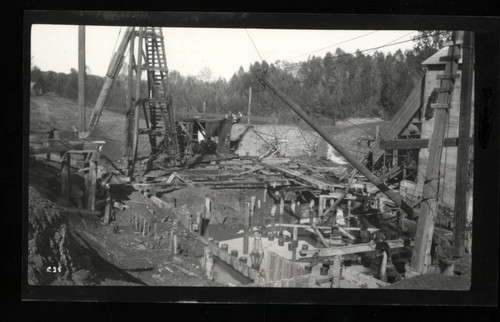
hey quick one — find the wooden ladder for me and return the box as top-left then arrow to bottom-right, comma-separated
143,27 -> 180,161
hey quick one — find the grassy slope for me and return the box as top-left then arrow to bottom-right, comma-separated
30,93 -> 149,160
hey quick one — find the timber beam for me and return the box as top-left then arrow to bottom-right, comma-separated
379,137 -> 474,150
299,239 -> 404,257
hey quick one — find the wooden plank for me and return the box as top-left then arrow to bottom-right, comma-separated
29,142 -> 85,155
301,239 -> 404,257
430,103 -> 451,109
262,162 -> 336,190
439,54 -> 461,61
436,73 -> 460,80
412,40 -> 461,273
454,31 -> 474,256
342,267 -> 389,288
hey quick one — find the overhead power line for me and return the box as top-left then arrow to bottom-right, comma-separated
245,29 -> 264,62
284,30 -> 450,70
287,30 -> 380,61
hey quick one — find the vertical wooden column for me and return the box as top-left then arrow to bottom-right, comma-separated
347,200 -> 352,227
124,29 -> 136,175
203,197 -> 211,239
412,32 -> 461,273
243,202 -> 250,254
292,226 -> 298,261
263,188 -> 267,202
61,152 -> 71,202
103,184 -> 112,224
247,87 -> 252,125
454,31 -> 474,256
331,254 -> 342,288
318,195 -> 325,218
270,204 -> 276,231
78,26 -> 86,133
279,197 -> 284,234
250,196 -> 256,226
131,27 -> 143,177
87,150 -> 99,211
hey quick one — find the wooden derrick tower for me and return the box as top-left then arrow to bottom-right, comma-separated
83,26 -> 180,177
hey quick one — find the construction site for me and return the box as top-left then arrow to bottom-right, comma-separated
28,26 -> 474,290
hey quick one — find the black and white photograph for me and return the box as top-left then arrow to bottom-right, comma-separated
22,11 -> 498,305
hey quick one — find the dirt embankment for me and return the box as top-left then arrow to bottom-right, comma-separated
28,186 -> 146,286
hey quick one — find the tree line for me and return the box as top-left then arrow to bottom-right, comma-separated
30,31 -> 449,123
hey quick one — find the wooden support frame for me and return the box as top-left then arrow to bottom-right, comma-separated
412,32 -> 462,273
256,72 -> 419,221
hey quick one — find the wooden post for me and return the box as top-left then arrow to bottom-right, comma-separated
202,101 -> 207,115
318,195 -> 325,218
203,197 -> 211,239
454,31 -> 474,257
257,199 -> 261,209
135,212 -> 138,231
87,151 -> 98,211
103,185 -> 112,224
173,234 -> 178,255
279,197 -> 284,234
412,32 -> 461,273
61,152 -> 71,202
347,200 -> 351,227
309,200 -> 315,225
124,30 -> 135,175
331,254 -> 342,288
263,188 -> 267,202
142,217 -> 147,236
292,226 -> 298,261
169,229 -> 174,251
131,27 -> 143,177
78,26 -> 86,133
270,204 -> 276,230
244,202 -> 250,255
247,87 -> 252,125
378,251 -> 388,282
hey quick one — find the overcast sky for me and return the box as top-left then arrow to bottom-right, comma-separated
31,24 -> 419,81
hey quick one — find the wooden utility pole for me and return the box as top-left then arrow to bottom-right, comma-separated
454,31 -> 474,256
255,72 -> 419,220
247,87 -> 252,125
411,31 -> 463,273
78,26 -> 86,132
